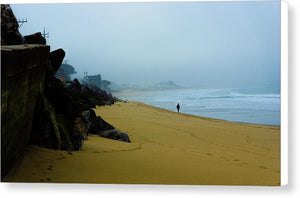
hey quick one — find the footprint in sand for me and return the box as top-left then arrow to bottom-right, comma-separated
40,178 -> 52,182
206,153 -> 213,156
47,165 -> 53,171
233,159 -> 240,162
220,157 -> 230,161
258,165 -> 267,169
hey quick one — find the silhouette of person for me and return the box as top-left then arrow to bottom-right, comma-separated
176,103 -> 180,113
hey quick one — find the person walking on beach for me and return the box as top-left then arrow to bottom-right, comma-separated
176,103 -> 180,113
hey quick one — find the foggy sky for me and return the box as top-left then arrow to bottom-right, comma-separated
11,1 -> 281,89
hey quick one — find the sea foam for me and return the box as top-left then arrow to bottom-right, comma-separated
122,88 -> 280,126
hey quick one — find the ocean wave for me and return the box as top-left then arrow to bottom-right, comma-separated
128,88 -> 280,125
182,93 -> 280,101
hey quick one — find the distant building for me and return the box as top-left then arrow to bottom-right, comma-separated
83,72 -> 111,93
84,73 -> 102,88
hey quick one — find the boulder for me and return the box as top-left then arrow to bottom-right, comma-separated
81,110 -> 92,128
24,32 -> 46,45
98,129 -> 131,143
74,117 -> 88,141
80,109 -> 115,135
70,78 -> 82,91
98,116 -> 115,131
47,49 -> 65,78
89,117 -> 114,134
31,96 -> 74,151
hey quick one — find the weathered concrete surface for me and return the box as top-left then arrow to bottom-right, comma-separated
1,44 -> 50,178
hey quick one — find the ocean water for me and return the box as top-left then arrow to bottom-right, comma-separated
122,88 -> 280,126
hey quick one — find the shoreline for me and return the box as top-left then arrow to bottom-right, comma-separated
3,101 -> 280,185
111,89 -> 280,126
117,100 -> 281,128
112,88 -> 188,98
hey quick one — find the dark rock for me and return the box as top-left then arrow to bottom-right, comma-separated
36,74 -> 117,150
82,109 -> 97,133
81,110 -> 92,132
71,78 -> 81,91
1,5 -> 119,178
34,74 -> 117,150
32,77 -> 84,151
24,32 -> 46,45
98,116 -> 115,131
1,4 -> 24,45
74,117 -> 88,141
81,109 -> 115,135
50,49 -> 65,71
48,49 -> 65,78
98,129 -> 131,143
31,95 -> 74,151
88,115 -> 114,134
45,78 -> 78,119
65,79 -> 117,113
72,117 -> 87,151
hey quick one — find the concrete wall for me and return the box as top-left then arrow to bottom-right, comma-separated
1,44 -> 50,177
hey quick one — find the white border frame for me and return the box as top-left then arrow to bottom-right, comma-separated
1,0 -> 289,190
281,0 -> 288,186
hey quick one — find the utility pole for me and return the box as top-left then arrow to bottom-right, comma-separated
84,72 -> 88,82
17,18 -> 27,28
42,27 -> 49,39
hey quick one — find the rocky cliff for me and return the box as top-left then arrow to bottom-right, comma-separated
1,45 -> 50,178
1,4 -> 123,179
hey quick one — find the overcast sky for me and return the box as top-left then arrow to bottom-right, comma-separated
11,1 -> 280,89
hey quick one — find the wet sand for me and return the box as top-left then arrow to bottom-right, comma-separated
3,101 -> 280,185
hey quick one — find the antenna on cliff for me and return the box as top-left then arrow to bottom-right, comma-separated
84,72 -> 88,81
17,18 -> 27,28
42,27 -> 49,39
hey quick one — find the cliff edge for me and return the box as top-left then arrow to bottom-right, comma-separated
1,45 -> 50,178
1,5 -> 118,178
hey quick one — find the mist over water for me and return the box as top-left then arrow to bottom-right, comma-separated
10,1 -> 281,125
121,88 -> 280,125
11,1 -> 281,90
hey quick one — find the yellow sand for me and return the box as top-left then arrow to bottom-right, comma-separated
3,101 -> 280,185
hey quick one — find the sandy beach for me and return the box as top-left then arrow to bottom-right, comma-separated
3,101 -> 280,185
